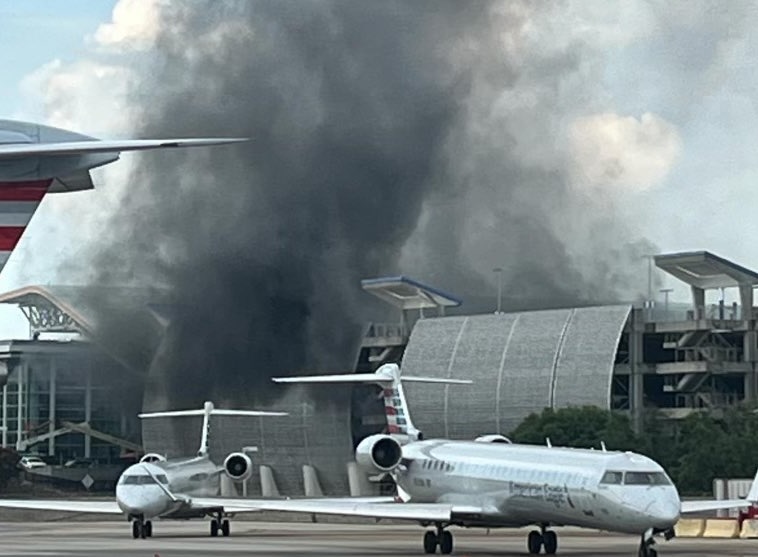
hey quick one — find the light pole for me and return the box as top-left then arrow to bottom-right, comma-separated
659,288 -> 673,317
493,267 -> 503,314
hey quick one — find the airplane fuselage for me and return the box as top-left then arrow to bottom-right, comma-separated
116,457 -> 222,520
395,440 -> 681,535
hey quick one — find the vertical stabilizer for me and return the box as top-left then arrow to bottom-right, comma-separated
199,401 -> 214,457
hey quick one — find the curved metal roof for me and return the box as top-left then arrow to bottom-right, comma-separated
400,305 -> 631,438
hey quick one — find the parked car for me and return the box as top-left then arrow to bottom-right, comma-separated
63,458 -> 95,469
19,456 -> 47,470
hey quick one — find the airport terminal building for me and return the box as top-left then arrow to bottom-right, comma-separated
1,251 -> 757,495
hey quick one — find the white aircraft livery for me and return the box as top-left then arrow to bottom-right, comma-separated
0,401 -> 285,538
0,119 -> 246,273
260,364 -> 758,557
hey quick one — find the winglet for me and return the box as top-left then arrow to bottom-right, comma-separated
747,468 -> 758,503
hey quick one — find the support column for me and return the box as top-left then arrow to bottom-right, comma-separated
629,309 -> 644,434
15,363 -> 25,451
2,382 -> 7,448
739,283 -> 754,321
84,364 -> 92,458
48,360 -> 56,456
691,286 -> 705,320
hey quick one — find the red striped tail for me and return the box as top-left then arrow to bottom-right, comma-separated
0,180 -> 52,271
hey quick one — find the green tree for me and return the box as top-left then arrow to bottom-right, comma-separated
510,406 -> 641,451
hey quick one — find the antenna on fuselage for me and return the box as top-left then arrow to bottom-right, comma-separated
545,437 -> 552,448
601,441 -> 607,452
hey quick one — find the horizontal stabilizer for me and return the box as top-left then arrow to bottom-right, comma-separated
139,409 -> 287,418
0,137 -> 248,159
272,373 -> 471,385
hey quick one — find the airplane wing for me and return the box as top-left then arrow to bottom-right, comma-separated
0,499 -> 122,514
0,138 -> 247,159
190,496 -> 481,522
681,468 -> 758,514
681,499 -> 754,514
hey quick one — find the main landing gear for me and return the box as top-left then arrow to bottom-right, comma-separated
527,525 -> 557,555
638,529 -> 657,557
210,513 -> 231,537
422,523 -> 453,554
131,517 -> 152,539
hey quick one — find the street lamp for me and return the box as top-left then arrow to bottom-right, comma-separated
493,267 -> 503,314
659,288 -> 674,317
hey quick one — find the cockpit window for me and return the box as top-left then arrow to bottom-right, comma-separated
156,474 -> 168,484
600,471 -> 623,485
120,475 -> 158,485
624,471 -> 671,486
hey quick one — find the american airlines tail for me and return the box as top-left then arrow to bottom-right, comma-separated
272,363 -> 471,442
139,401 -> 287,457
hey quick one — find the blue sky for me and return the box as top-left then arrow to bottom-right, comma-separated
0,1 -> 117,117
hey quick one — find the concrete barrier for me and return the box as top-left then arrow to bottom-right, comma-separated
702,518 -> 740,538
674,518 -> 705,538
740,518 -> 758,538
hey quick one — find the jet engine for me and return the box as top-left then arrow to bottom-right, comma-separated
223,452 -> 253,482
474,434 -> 512,444
356,434 -> 403,474
139,453 -> 166,463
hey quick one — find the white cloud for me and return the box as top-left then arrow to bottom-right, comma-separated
568,112 -> 682,192
93,0 -> 163,51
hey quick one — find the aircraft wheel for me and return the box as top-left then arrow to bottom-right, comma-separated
144,521 -> 153,538
221,519 -> 230,537
543,530 -> 557,554
131,520 -> 140,539
423,530 -> 437,554
210,519 -> 219,537
527,530 -> 543,554
439,530 -> 453,555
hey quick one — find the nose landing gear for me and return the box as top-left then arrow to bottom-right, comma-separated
422,523 -> 453,554
638,529 -> 658,557
210,513 -> 231,537
527,524 -> 558,554
130,517 -> 152,539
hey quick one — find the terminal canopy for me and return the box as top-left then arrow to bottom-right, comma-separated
361,276 -> 462,312
654,251 -> 758,290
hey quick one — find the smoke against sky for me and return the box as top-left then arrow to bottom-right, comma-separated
12,0 -> 758,401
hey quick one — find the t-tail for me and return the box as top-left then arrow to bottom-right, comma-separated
272,363 -> 471,443
139,401 -> 287,457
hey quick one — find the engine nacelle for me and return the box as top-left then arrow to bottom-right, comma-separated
474,434 -> 512,444
356,434 -> 403,474
223,452 -> 253,482
140,453 -> 166,463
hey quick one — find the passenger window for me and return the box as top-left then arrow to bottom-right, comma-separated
600,471 -> 623,485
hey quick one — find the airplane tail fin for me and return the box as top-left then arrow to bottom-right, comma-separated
0,180 -> 54,274
746,468 -> 758,503
272,364 -> 470,442
139,401 -> 287,457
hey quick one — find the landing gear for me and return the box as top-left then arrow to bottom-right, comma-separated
527,525 -> 558,555
421,523 -> 453,554
638,530 -> 657,557
131,517 -> 150,539
210,514 -> 230,538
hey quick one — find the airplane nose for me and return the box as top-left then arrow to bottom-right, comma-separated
117,487 -> 168,518
649,498 -> 680,528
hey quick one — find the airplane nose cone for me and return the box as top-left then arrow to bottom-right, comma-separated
649,498 -> 680,528
116,486 -> 169,518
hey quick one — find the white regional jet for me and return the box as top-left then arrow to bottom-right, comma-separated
0,119 -> 245,273
245,364 -> 758,557
0,402 -> 286,538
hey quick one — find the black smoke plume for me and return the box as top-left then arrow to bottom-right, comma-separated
79,1 -> 656,406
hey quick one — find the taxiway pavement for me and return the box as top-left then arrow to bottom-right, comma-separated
0,521 -> 752,556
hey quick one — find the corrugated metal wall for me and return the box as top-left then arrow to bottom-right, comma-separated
401,305 -> 631,438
